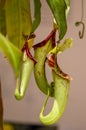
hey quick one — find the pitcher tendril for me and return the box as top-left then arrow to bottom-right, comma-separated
75,0 -> 85,39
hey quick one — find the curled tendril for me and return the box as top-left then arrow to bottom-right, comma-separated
75,21 -> 85,39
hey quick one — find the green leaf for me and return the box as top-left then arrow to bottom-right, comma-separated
46,0 -> 67,40
5,0 -> 32,49
0,33 -> 22,77
31,0 -> 41,33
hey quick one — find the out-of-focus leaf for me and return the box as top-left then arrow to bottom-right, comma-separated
65,0 -> 70,7
0,0 -> 6,35
0,9 -> 6,36
31,0 -> 41,33
0,33 -> 22,77
0,0 -> 5,8
5,0 -> 32,49
46,0 -> 67,40
65,0 -> 70,16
